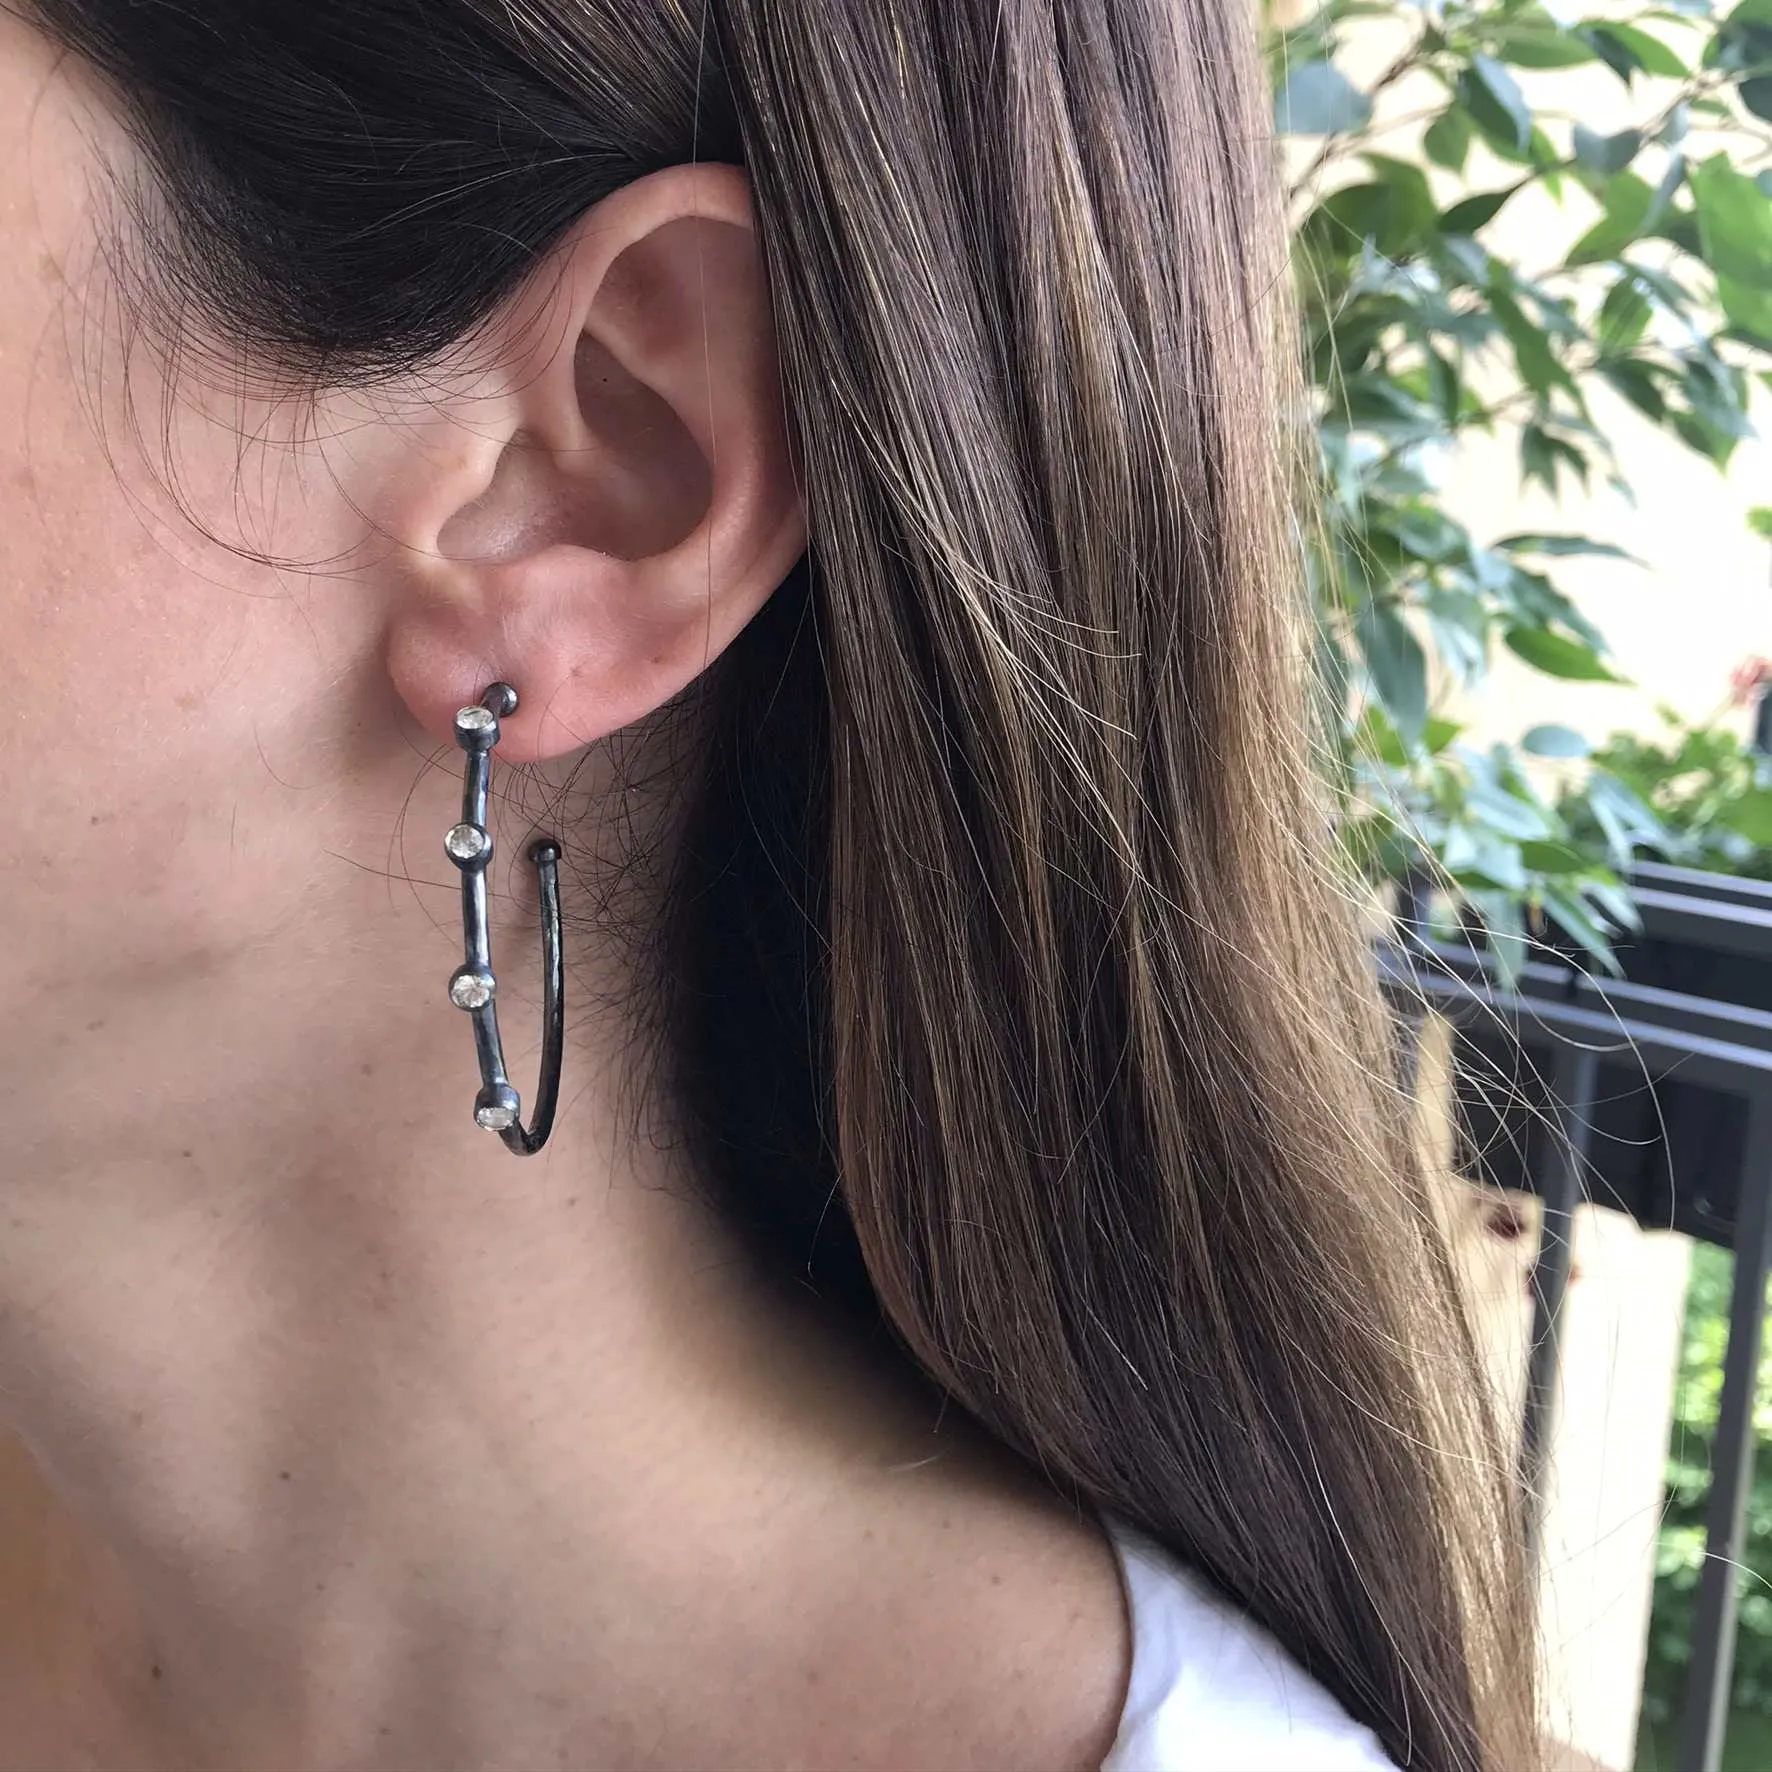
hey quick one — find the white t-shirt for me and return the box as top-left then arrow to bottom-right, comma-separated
1101,1519 -> 1401,1772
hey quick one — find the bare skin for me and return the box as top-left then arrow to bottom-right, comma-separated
0,15 -> 1131,1769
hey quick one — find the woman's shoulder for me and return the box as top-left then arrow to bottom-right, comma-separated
1102,1518 -> 1401,1772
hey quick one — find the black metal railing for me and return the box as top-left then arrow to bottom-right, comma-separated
1385,872 -> 1772,1772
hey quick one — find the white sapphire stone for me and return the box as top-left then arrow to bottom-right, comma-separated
476,1101 -> 519,1132
445,822 -> 490,862
449,971 -> 495,1010
456,705 -> 496,733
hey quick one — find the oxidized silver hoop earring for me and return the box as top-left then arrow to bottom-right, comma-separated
444,683 -> 563,1156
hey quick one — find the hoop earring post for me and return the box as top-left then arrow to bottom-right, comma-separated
444,683 -> 564,1156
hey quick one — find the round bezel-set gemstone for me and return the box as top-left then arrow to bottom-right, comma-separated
449,968 -> 495,1011
475,1083 -> 520,1132
445,822 -> 491,865
455,704 -> 497,735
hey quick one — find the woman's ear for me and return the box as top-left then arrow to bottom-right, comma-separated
378,163 -> 804,764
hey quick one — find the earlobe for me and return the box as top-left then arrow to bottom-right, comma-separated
380,163 -> 805,765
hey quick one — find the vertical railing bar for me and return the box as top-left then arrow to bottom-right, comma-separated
1521,1042 -> 1600,1567
1675,1097 -> 1772,1772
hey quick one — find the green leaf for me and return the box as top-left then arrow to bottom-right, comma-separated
1681,353 -> 1753,440
1425,715 -> 1463,754
1672,407 -> 1740,465
1357,705 -> 1411,767
1467,889 -> 1528,987
1626,262 -> 1694,310
1527,125 -> 1561,173
1420,583 -> 1490,683
1438,234 -> 1492,288
1600,358 -> 1668,421
1520,279 -> 1583,341
1496,532 -> 1637,561
1748,506 -> 1772,537
1441,185 -> 1524,234
1645,151 -> 1688,231
1337,373 -> 1442,438
1302,180 -> 1437,262
1651,207 -> 1703,256
1720,785 -> 1772,845
1356,600 -> 1430,742
1721,0 -> 1772,38
1574,125 -> 1643,175
1584,20 -> 1690,78
1445,825 -> 1531,892
1521,838 -> 1592,872
1383,505 -> 1464,560
1364,153 -> 1436,208
1427,348 -> 1461,420
1598,276 -> 1653,352
1541,883 -> 1624,972
1491,288 -> 1569,394
1567,171 -> 1654,264
1710,0 -> 1772,111
1521,423 -> 1558,493
1275,61 -> 1373,135
1584,871 -> 1640,933
1554,434 -> 1592,489
1716,273 -> 1772,344
1524,723 -> 1594,757
1743,74 -> 1772,123
1424,107 -> 1474,172
1692,154 -> 1772,286
1587,772 -> 1666,862
1585,24 -> 1641,82
1491,23 -> 1599,67
1459,55 -> 1532,155
1497,563 -> 1609,650
1505,625 -> 1627,681
1465,779 -> 1555,840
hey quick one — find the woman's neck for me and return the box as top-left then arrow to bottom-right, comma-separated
1,983 -> 1129,1770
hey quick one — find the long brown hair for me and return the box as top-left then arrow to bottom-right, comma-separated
31,0 -> 1541,1763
